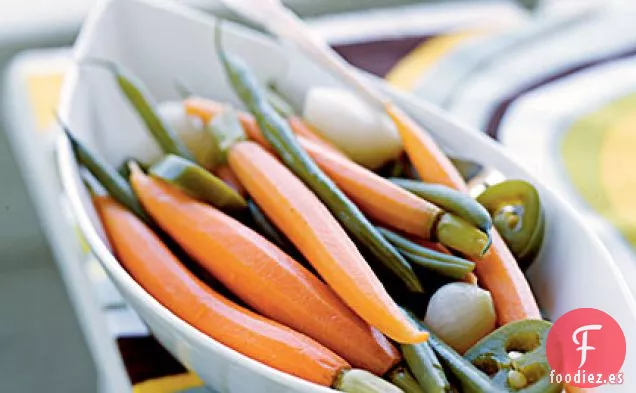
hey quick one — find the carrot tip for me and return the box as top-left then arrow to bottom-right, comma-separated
128,160 -> 143,178
389,328 -> 429,345
403,331 -> 430,345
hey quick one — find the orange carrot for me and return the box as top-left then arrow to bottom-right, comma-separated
94,195 -> 348,386
300,137 -> 443,239
385,103 -> 466,190
228,141 -> 428,344
130,170 -> 401,375
213,165 -> 247,198
463,272 -> 479,285
475,232 -> 541,324
384,103 -> 541,324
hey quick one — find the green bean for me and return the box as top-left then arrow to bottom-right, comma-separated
62,124 -> 150,223
81,58 -> 195,162
387,366 -> 427,393
149,155 -> 247,210
215,25 -> 424,293
403,251 -> 473,281
437,213 -> 491,258
391,178 -> 492,232
402,310 -> 501,393
399,309 -> 451,393
266,85 -> 297,119
430,337 -> 504,392
420,322 -> 505,393
381,228 -> 475,280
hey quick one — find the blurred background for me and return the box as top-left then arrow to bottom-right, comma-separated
1,0 -> 633,392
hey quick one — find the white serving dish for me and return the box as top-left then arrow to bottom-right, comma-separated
57,0 -> 636,392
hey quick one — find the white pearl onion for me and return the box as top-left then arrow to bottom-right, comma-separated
424,282 -> 497,354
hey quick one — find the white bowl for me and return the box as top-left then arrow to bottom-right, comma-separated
57,0 -> 636,392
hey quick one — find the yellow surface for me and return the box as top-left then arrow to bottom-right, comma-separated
26,72 -> 65,131
133,373 -> 204,393
385,30 -> 488,90
561,94 -> 636,246
25,69 -> 93,253
601,102 -> 636,245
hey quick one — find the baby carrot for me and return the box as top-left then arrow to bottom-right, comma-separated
384,103 -> 541,324
94,195 -> 348,386
385,104 -> 465,190
131,169 -> 401,375
228,140 -> 428,344
301,137 -> 441,240
476,231 -> 541,324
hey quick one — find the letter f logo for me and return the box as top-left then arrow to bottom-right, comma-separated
572,324 -> 602,369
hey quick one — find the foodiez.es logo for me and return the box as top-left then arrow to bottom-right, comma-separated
546,308 -> 626,388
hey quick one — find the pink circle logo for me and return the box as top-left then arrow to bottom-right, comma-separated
546,308 -> 626,388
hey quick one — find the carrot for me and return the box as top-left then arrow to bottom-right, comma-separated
93,195 -> 348,386
183,97 -> 219,123
300,137 -> 442,239
462,272 -> 479,285
213,165 -> 247,198
130,169 -> 401,375
385,104 -> 466,190
227,140 -> 428,344
384,103 -> 541,324
475,232 -> 541,324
